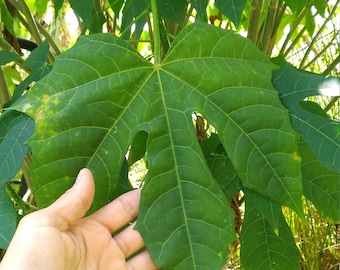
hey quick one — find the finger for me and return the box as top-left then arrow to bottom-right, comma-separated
112,221 -> 144,258
88,188 -> 141,233
43,168 -> 95,227
127,250 -> 159,270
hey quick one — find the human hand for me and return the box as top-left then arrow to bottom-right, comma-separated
0,168 -> 158,270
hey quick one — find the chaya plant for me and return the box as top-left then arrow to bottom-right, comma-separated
0,0 -> 339,269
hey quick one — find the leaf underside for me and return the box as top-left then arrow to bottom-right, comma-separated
15,22 -> 303,269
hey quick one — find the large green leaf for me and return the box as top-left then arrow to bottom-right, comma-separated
15,22 -> 302,268
240,199 -> 300,269
299,138 -> 340,222
273,63 -> 340,172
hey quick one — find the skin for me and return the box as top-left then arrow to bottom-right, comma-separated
0,168 -> 158,270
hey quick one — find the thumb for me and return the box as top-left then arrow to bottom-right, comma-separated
45,168 -> 95,226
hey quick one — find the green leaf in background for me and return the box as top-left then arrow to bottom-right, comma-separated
120,0 -> 148,39
273,63 -> 340,173
0,51 -> 20,66
313,0 -> 326,16
34,0 -> 50,18
305,7 -> 315,36
128,130 -> 148,165
284,0 -> 308,15
200,133 -> 240,200
0,0 -> 15,36
188,0 -> 208,21
299,138 -> 340,222
0,111 -> 34,183
10,41 -> 51,104
215,0 -> 247,28
240,199 -> 300,270
157,0 -> 187,26
243,187 -> 281,233
0,187 -> 16,249
14,22 -> 303,269
108,0 -> 124,14
0,112 -> 34,248
53,0 -> 64,18
69,0 -> 105,33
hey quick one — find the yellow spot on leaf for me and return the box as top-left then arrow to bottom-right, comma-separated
291,152 -> 301,163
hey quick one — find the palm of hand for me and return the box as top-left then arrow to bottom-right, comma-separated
0,169 -> 157,270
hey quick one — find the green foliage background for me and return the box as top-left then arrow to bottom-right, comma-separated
0,0 -> 339,269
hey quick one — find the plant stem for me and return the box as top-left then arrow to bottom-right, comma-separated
247,0 -> 263,44
283,26 -> 306,57
151,0 -> 161,64
259,0 -> 277,54
299,0 -> 340,68
279,1 -> 311,55
267,0 -> 286,55
302,34 -> 337,70
323,54 -> 340,76
5,182 -> 37,214
324,96 -> 339,113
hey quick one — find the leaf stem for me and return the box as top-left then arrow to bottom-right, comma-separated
6,182 -> 37,214
151,0 -> 161,64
